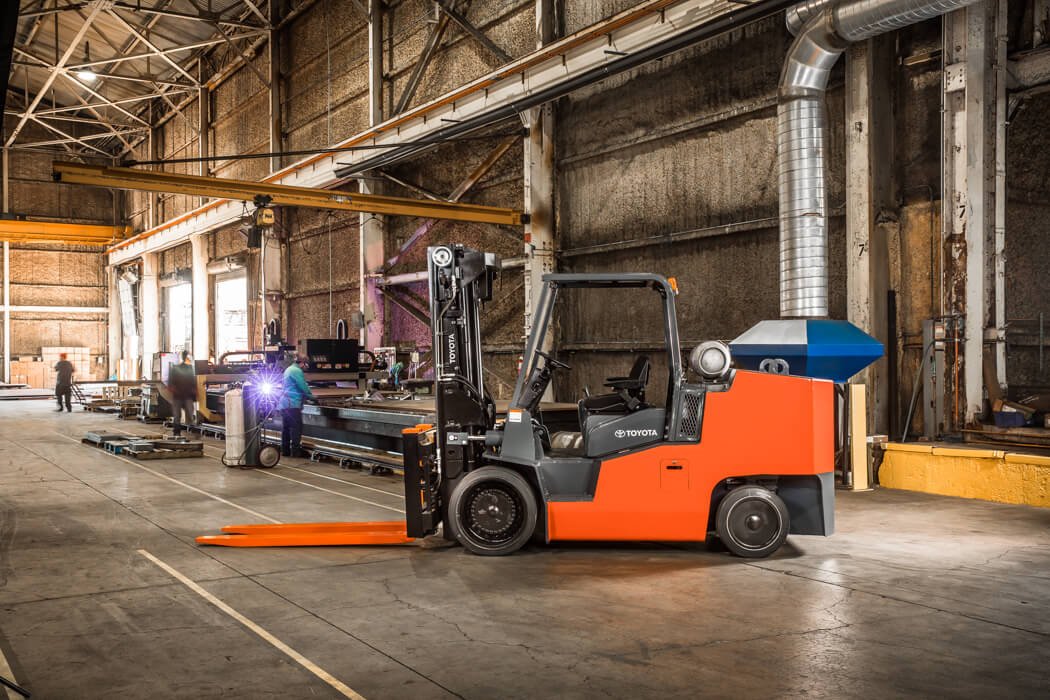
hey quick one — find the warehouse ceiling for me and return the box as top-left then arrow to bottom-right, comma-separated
5,0 -> 271,157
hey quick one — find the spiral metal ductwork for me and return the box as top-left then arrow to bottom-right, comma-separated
778,0 -> 981,317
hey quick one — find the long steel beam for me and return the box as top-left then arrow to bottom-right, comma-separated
107,0 -> 792,265
53,162 -> 524,227
0,219 -> 130,244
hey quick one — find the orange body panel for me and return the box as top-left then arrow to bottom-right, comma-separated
546,370 -> 834,542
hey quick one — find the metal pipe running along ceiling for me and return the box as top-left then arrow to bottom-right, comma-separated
777,0 -> 982,318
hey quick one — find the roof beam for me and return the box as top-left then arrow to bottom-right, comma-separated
5,1 -> 104,147
20,2 -> 264,29
106,9 -> 201,87
436,1 -> 512,63
18,128 -> 147,148
29,116 -> 112,156
66,31 -> 265,71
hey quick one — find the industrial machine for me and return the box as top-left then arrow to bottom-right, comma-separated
200,245 -> 837,558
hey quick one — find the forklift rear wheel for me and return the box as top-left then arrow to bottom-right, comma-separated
448,467 -> 537,556
715,486 -> 789,558
258,445 -> 281,469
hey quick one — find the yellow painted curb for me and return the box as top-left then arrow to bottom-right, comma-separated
1005,453 -> 1050,467
883,442 -> 933,454
932,447 -> 1004,459
880,445 -> 1050,508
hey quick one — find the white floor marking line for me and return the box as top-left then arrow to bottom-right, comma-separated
280,465 -> 405,500
259,471 -> 406,514
55,433 -> 280,524
138,550 -> 365,700
0,645 -> 23,700
194,443 -> 405,500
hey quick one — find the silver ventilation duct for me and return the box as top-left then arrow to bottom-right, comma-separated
777,0 -> 980,317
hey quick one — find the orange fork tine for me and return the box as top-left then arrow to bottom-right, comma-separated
219,521 -> 407,535
196,531 -> 415,547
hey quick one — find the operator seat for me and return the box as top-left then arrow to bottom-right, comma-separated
579,355 -> 651,416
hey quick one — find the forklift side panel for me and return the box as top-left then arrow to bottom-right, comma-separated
545,371 -> 834,542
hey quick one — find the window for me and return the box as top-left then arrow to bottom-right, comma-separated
165,283 -> 193,354
215,273 -> 248,360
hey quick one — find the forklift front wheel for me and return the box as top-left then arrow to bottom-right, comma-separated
448,467 -> 537,556
715,486 -> 790,558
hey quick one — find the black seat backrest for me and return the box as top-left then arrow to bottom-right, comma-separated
629,355 -> 650,386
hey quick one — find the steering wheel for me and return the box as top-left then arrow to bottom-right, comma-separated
536,350 -> 571,371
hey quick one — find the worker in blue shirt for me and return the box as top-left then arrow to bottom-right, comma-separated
279,354 -> 315,457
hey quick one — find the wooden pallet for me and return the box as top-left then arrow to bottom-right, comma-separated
125,446 -> 203,460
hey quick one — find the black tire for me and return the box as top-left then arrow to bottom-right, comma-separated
448,466 -> 537,556
257,445 -> 281,468
715,486 -> 789,558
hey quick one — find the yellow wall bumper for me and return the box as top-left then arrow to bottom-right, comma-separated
880,443 -> 1050,508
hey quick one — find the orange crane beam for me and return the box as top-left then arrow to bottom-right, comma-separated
0,218 -> 130,245
51,162 -> 526,235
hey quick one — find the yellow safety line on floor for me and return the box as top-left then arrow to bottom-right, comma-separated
56,433 -> 281,524
259,471 -> 406,514
138,550 -> 365,700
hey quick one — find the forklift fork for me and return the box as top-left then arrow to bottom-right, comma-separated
195,521 -> 414,547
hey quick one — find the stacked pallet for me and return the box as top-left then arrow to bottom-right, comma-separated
11,347 -> 93,389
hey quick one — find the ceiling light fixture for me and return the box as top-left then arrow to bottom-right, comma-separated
75,42 -> 97,83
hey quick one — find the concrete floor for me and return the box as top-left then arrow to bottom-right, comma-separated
0,401 -> 1047,699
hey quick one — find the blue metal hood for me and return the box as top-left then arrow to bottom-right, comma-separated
730,319 -> 883,383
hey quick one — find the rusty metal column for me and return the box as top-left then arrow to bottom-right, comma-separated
845,37 -> 893,437
360,0 -> 385,349
943,3 -> 995,426
524,0 -> 558,348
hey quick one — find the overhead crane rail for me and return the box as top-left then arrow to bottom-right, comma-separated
0,218 -> 130,245
51,162 -> 526,238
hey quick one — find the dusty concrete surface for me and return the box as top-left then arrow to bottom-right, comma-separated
0,400 -> 1047,698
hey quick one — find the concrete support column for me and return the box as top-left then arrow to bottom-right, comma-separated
523,0 -> 558,347
2,146 -> 9,383
360,0 -> 385,350
190,233 -> 210,361
107,267 -> 121,379
140,252 -> 160,377
943,3 -> 997,425
845,38 -> 894,436
2,242 -> 9,384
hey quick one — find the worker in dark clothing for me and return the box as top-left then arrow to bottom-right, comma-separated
279,354 -> 315,457
54,353 -> 74,412
167,351 -> 197,437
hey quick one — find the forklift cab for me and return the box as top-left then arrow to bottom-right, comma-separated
508,274 -> 709,459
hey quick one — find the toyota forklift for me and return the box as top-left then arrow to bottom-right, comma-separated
199,245 -> 835,558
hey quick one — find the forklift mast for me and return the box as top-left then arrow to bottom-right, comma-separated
403,245 -> 500,537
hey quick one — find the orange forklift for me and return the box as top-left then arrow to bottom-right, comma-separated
200,245 -> 835,558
